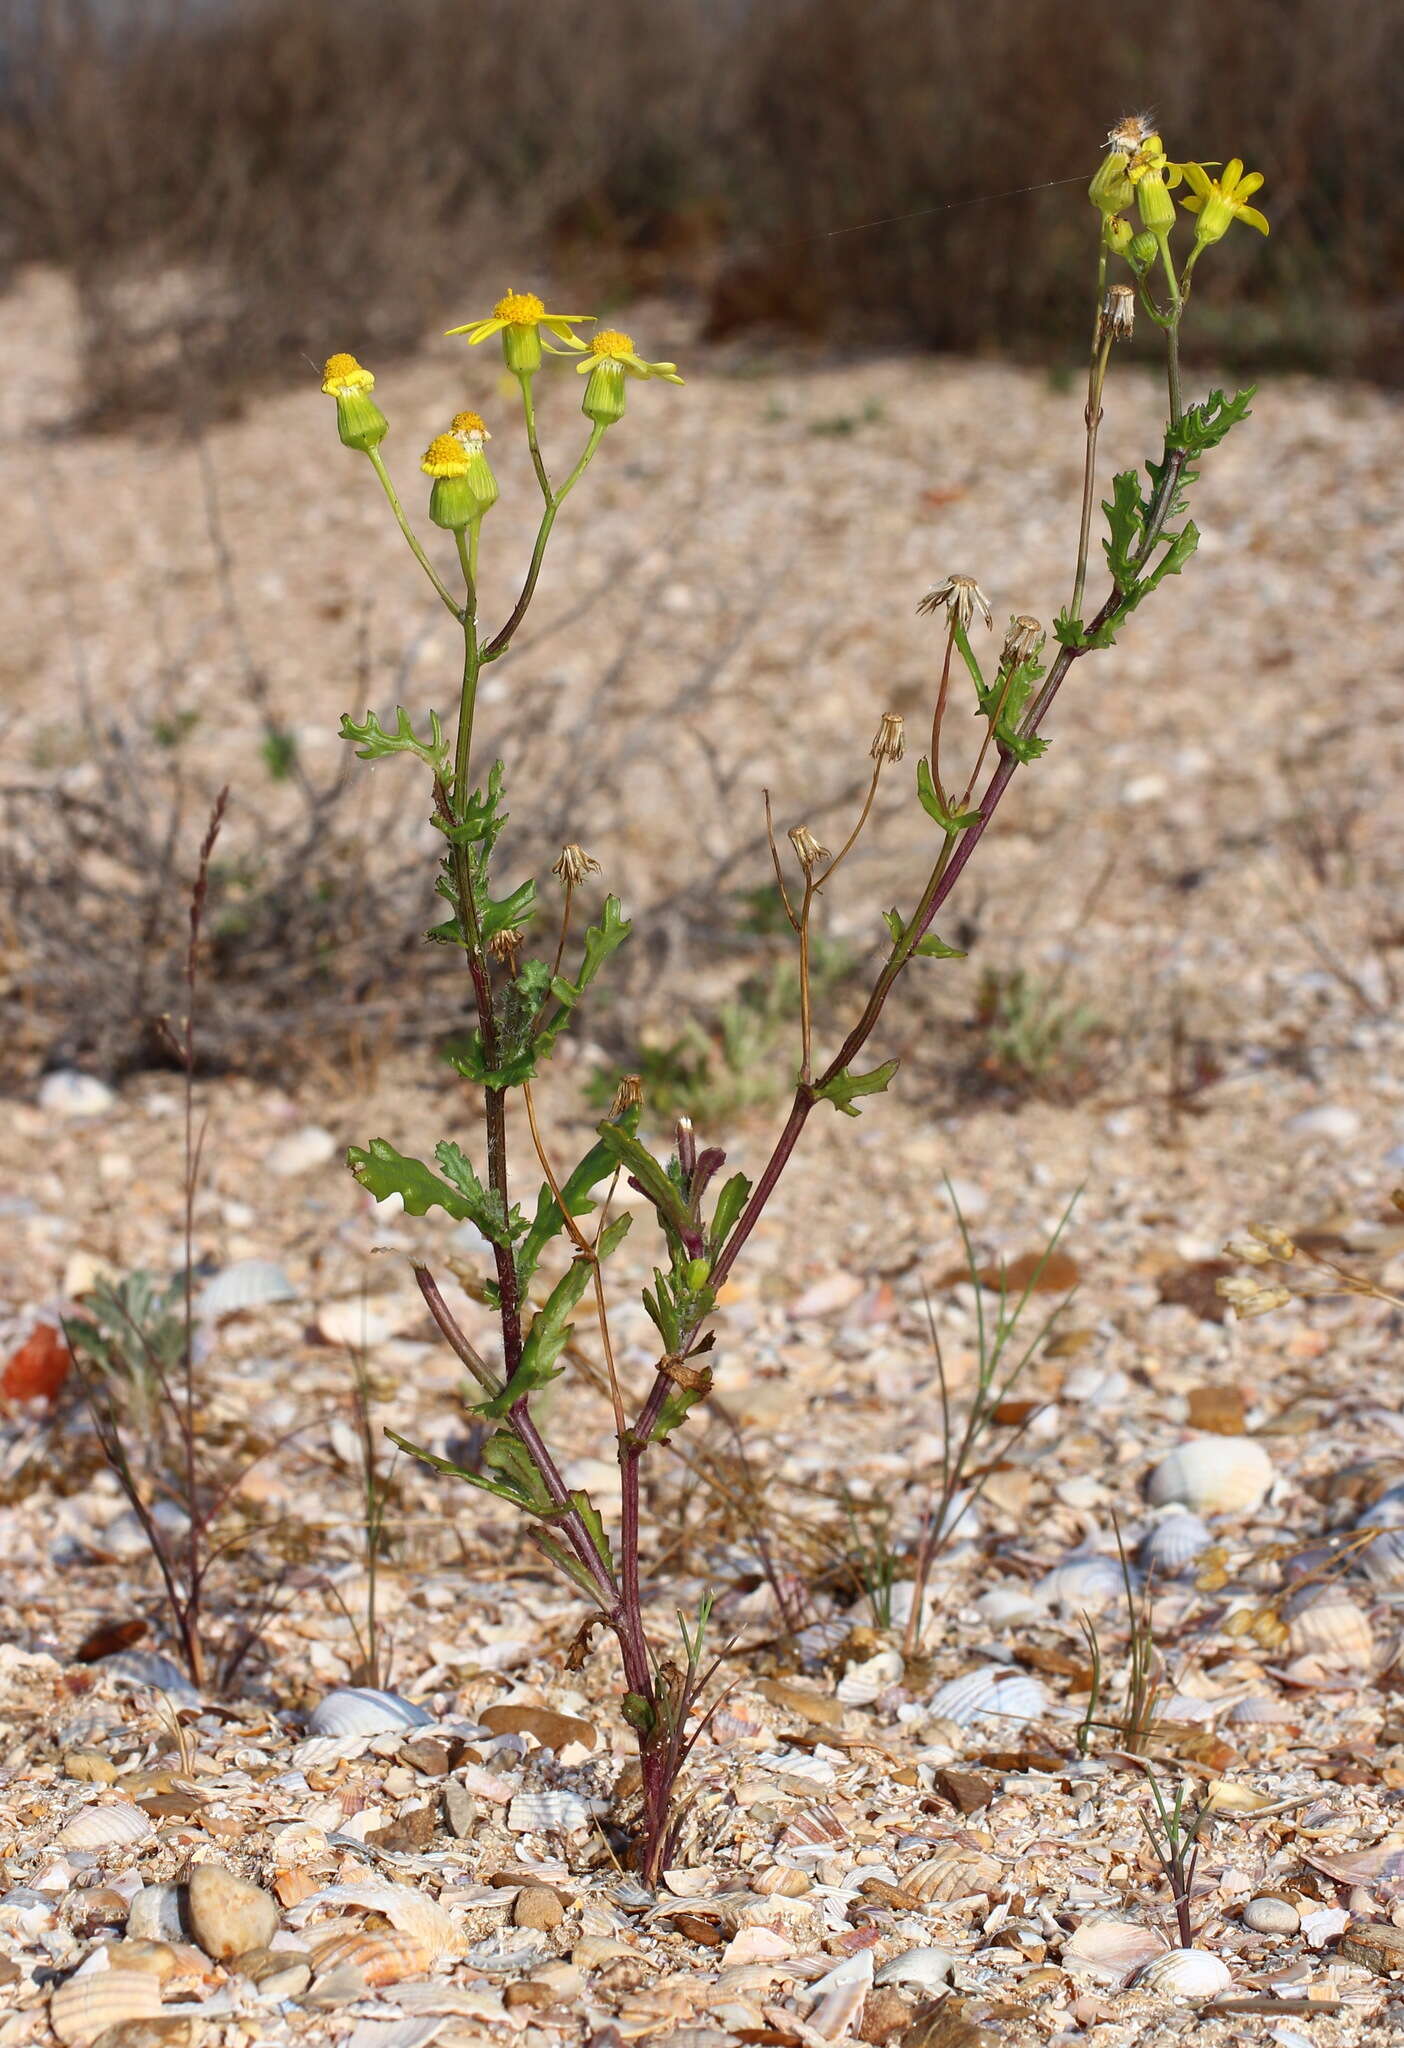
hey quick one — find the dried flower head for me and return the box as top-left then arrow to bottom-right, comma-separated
1000,615 -> 1044,667
1215,1275 -> 1294,1318
487,928 -> 523,962
1107,113 -> 1155,155
1223,1237 -> 1274,1267
1098,284 -> 1136,343
918,576 -> 993,634
869,713 -> 906,764
788,825 -> 830,870
610,1074 -> 644,1117
1246,1223 -> 1296,1262
551,843 -> 602,887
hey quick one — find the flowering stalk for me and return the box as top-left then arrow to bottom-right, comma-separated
320,124 -> 1266,1886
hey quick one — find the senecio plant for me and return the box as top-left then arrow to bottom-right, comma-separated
319,122 -> 1267,1881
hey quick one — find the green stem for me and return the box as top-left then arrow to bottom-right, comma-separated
518,372 -> 553,504
365,448 -> 463,619
453,531 -> 483,804
1157,241 -> 1184,427
1071,245 -> 1114,624
484,424 -> 607,660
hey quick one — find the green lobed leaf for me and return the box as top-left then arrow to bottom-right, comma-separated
650,1377 -> 711,1443
515,1118 -> 637,1296
811,1059 -> 900,1117
476,1255 -> 593,1419
480,877 -> 538,944
348,1138 -> 477,1221
530,1526 -> 610,1604
384,1426 -> 554,1514
882,908 -> 965,959
1103,469 -> 1145,592
551,1487 -> 616,1576
339,704 -> 448,771
1166,385 -> 1255,455
432,1141 -> 522,1245
916,757 -> 981,833
534,896 -> 632,1060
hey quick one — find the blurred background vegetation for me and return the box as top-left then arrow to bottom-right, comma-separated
1,0 -> 1398,431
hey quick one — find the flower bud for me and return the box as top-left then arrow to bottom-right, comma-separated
321,353 -> 387,453
610,1074 -> 644,1118
421,430 -> 498,530
1128,228 -> 1159,268
1103,215 -> 1136,259
1088,149 -> 1135,220
582,358 -> 628,427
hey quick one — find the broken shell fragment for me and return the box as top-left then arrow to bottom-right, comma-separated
903,1842 -> 1001,1903
1147,1437 -> 1273,1514
1036,1553 -> 1130,1616
1061,1916 -> 1168,1986
1141,1512 -> 1212,1575
1284,1585 -> 1375,1668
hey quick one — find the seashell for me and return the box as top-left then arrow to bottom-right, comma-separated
927,1665 -> 1048,1728
290,1881 -> 456,1960
1037,1554 -> 1131,1616
49,1968 -> 163,2045
793,1617 -> 853,1666
1359,1483 -> 1404,1530
1061,1917 -> 1168,1986
780,1804 -> 847,1849
55,1801 -> 154,1850
1137,1947 -> 1232,1999
1243,1895 -> 1300,1935
976,1583 -> 1045,1627
308,1927 -> 430,1985
506,1788 -> 594,1833
752,1864 -> 811,1897
805,1950 -> 872,2039
836,1648 -> 904,1705
1356,1529 -> 1404,1587
1141,1513 -> 1212,1575
1147,1437 -> 1272,1515
904,1842 -> 1001,1903
195,1258 -> 297,1320
306,1688 -> 432,1738
96,1650 -> 200,1701
317,1299 -> 399,1349
1225,1694 -> 1297,1727
1284,1586 -> 1375,1668
1147,1437 -> 1273,1516
873,1946 -> 960,1989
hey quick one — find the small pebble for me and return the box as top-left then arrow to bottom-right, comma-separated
125,1885 -> 188,1945
39,1069 -> 118,1119
186,1862 -> 280,1961
64,1748 -> 117,1784
443,1781 -> 478,1839
1284,1104 -> 1360,1142
513,1886 -> 565,1931
1243,1895 -> 1300,1935
265,1124 -> 337,1175
237,1946 -> 313,2000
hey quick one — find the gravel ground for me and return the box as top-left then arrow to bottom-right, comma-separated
0,266 -> 1402,2045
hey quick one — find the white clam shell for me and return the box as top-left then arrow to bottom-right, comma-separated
976,1582 -> 1045,1626
506,1788 -> 594,1832
874,1946 -> 960,1989
1141,1512 -> 1212,1574
793,1617 -> 854,1665
927,1664 -> 1048,1728
1061,1917 -> 1168,1986
836,1648 -> 904,1705
1146,1437 -> 1273,1514
1357,1529 -> 1404,1587
1037,1553 -> 1131,1616
307,1688 -> 432,1737
1138,1947 -> 1232,1999
904,1843 -> 1001,1902
1284,1585 -> 1375,1668
195,1258 -> 297,1319
96,1650 -> 200,1701
50,1968 -> 164,2045
1225,1694 -> 1296,1726
288,1881 -> 457,1960
55,1801 -> 155,1850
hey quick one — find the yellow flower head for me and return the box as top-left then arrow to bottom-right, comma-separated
577,329 -> 684,382
1179,158 -> 1269,244
421,432 -> 471,478
446,290 -> 592,374
451,410 -> 489,437
322,353 -> 386,451
321,352 -> 374,397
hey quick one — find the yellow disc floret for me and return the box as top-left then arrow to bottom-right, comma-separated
493,291 -> 547,326
589,329 -> 637,360
321,353 -> 375,396
421,433 -> 471,477
451,410 -> 488,436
